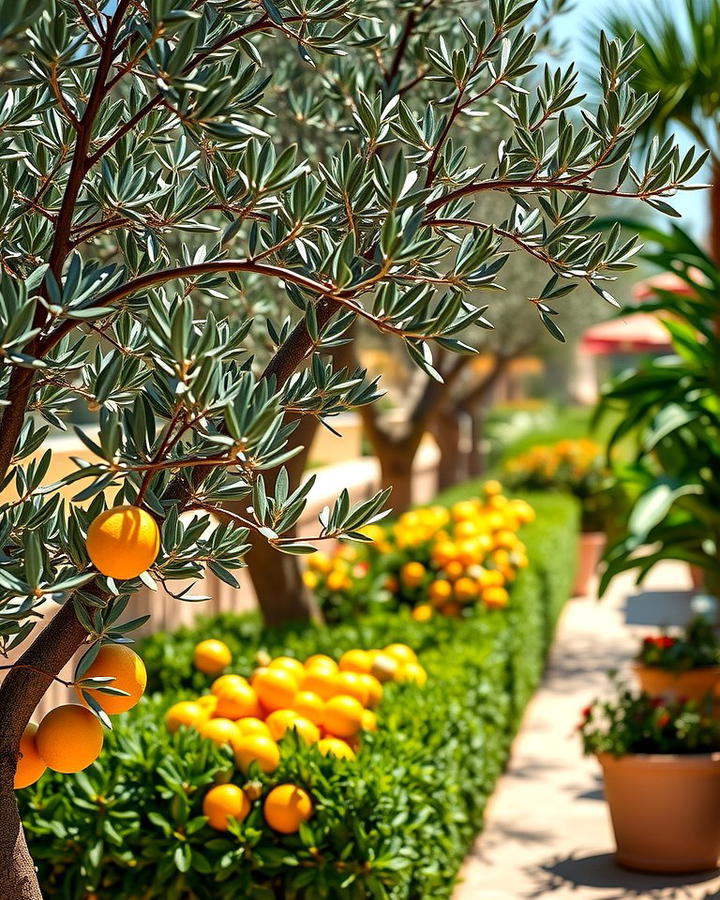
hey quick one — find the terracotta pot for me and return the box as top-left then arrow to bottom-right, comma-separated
690,564 -> 705,591
598,751 -> 720,873
633,663 -> 720,704
573,531 -> 606,596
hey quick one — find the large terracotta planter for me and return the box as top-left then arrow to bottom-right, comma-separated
598,751 -> 720,873
633,663 -> 720,704
573,531 -> 606,596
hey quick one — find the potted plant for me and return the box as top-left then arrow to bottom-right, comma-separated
634,617 -> 720,703
504,439 -> 622,595
580,682 -> 720,873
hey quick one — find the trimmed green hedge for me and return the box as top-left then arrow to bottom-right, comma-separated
19,492 -> 578,899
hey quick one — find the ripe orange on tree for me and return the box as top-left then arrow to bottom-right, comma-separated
165,700 -> 204,733
211,673 -> 247,696
268,656 -> 305,680
263,784 -> 313,834
193,639 -> 232,675
412,603 -> 433,622
253,667 -> 298,712
235,717 -> 271,738
35,705 -> 104,773
338,649 -> 372,673
292,690 -> 325,725
203,784 -> 250,831
214,681 -> 262,720
383,643 -> 416,666
400,561 -> 425,588
323,694 -> 364,738
334,671 -> 370,706
317,737 -> 355,760
356,673 -> 383,708
76,643 -> 147,715
200,717 -> 241,747
86,505 -> 160,580
232,733 -> 280,774
265,710 -> 319,745
14,722 -> 46,790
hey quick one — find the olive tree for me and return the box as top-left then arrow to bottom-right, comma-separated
0,0 -> 700,894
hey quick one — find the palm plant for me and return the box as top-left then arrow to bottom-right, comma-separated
601,0 -> 720,258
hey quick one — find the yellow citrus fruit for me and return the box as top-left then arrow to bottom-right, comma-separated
292,691 -> 325,725
254,668 -> 298,713
86,505 -> 160,580
356,673 -> 383,708
211,674 -> 247,696
263,784 -> 313,834
484,479 -> 502,496
412,603 -> 433,622
203,784 -> 250,831
400,561 -> 425,588
76,644 -> 147,715
197,695 -> 219,716
361,709 -> 377,731
193,639 -> 232,675
429,580 -> 452,605
338,649 -> 372,674
235,717 -> 271,738
200,717 -> 242,746
454,576 -> 478,603
383,643 -> 417,666
301,667 -> 338,701
397,662 -> 427,686
333,671 -> 370,706
165,700 -> 204,733
304,654 -> 337,672
322,695 -> 364,738
369,652 -> 398,683
444,560 -> 465,581
484,586 -> 509,609
317,737 -> 355,760
266,710 -> 319,745
35,705 -> 104,773
214,682 -> 261,720
14,723 -> 46,790
269,656 -> 305,680
232,733 -> 280,774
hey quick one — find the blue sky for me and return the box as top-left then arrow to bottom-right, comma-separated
552,0 -> 709,242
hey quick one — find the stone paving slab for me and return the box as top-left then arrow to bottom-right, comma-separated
455,564 -> 720,900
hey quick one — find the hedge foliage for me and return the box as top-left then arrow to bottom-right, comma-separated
20,491 -> 578,900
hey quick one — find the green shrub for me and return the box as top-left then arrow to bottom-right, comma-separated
19,492 -> 578,899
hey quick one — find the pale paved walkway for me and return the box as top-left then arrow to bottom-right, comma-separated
455,563 -> 720,900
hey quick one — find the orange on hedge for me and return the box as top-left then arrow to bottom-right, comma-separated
254,667 -> 298,712
428,580 -> 452,605
14,722 -> 46,789
200,717 -> 242,746
334,671 -> 369,706
484,479 -> 502,496
35,705 -> 104,774
323,694 -> 364,738
292,691 -> 325,725
268,656 -> 305,680
76,644 -> 146,715
443,561 -> 465,581
211,674 -> 247,696
317,737 -> 355,760
397,662 -> 427,686
235,717 -> 271,738
197,694 -> 219,715
383,643 -> 417,666
369,652 -> 398,683
301,667 -> 338,701
412,603 -> 433,622
86,505 -> 160,580
203,784 -> 250,831
338,649 -> 372,674
266,710 -> 319,745
454,576 -> 478,604
356,673 -> 383,708
263,784 -> 313,834
400,561 -> 425,588
484,586 -> 509,609
214,682 -> 261,720
193,639 -> 232,675
165,700 -> 204,733
361,709 -> 377,731
304,654 -> 338,672
232,733 -> 280,774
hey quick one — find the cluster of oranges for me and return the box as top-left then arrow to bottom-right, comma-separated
504,439 -> 606,491
14,644 -> 147,789
306,481 -> 534,620
164,638 -> 426,833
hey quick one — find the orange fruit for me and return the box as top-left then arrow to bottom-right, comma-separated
383,644 -> 417,666
292,691 -> 325,725
361,709 -> 377,731
235,717 -> 271,738
76,644 -> 146,715
484,479 -> 502,496
14,723 -> 46,789
214,682 -> 261,720
263,784 -> 313,834
356,674 -> 383,708
400,561 -> 425,588
300,668 -> 337,701
397,662 -> 427,686
317,737 -> 355,760
322,695 -> 364,738
203,784 -> 250,831
200,717 -> 241,746
333,672 -> 370,706
197,694 -> 219,715
193,639 -> 232,675
232,733 -> 280,774
86,505 -> 160,580
429,580 -> 452,605
338,649 -> 372,674
444,561 -> 465,581
412,603 -> 433,622
35,705 -> 104,773
253,668 -> 298,713
266,710 -> 319,745
304,654 -> 337,672
484,586 -> 509,609
369,653 -> 398,683
454,576 -> 478,603
165,700 -> 204,733
211,674 -> 248,696
269,656 -> 305,680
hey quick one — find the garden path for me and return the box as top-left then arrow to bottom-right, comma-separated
455,562 -> 720,900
